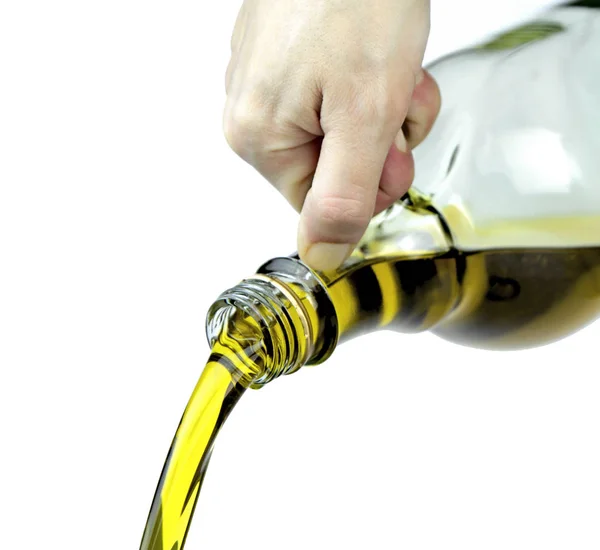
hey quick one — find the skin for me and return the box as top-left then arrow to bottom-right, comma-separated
224,0 -> 441,271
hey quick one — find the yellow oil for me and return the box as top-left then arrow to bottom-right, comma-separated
139,309 -> 266,550
434,246 -> 600,349
140,204 -> 600,549
139,359 -> 242,550
317,244 -> 600,351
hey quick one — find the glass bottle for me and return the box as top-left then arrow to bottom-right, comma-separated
139,5 -> 600,550
206,1 -> 600,389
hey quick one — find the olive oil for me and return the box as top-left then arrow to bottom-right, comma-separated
433,247 -> 600,350
140,240 -> 600,550
314,244 -> 600,350
139,358 -> 244,550
139,308 -> 266,550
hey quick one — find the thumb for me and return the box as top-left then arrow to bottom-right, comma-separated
297,100 -> 410,272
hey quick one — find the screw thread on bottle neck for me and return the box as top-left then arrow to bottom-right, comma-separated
206,259 -> 338,388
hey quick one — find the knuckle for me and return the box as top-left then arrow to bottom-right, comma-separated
330,76 -> 406,130
223,97 -> 270,158
350,84 -> 390,122
369,87 -> 405,122
314,194 -> 371,238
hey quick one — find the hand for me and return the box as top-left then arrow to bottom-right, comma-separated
224,0 -> 441,271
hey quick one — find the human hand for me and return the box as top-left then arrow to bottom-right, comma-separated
224,0 -> 441,271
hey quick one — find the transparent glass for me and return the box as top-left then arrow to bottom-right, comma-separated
411,4 -> 600,250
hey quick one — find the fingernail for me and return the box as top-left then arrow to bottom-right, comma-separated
394,131 -> 408,153
302,242 -> 353,272
416,69 -> 425,85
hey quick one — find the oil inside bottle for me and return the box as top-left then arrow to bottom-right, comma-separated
313,189 -> 600,350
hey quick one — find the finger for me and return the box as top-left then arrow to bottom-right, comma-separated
374,131 -> 415,215
297,112 -> 407,271
402,69 -> 441,150
375,69 -> 439,215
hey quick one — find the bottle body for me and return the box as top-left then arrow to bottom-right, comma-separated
207,2 -> 600,385
409,2 -> 600,348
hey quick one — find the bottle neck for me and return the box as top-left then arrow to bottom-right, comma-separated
206,251 -> 463,387
318,251 -> 463,342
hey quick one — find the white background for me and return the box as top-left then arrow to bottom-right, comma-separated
2,0 -> 599,549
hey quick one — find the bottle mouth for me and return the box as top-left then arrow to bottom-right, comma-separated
205,277 -> 312,388
205,257 -> 339,388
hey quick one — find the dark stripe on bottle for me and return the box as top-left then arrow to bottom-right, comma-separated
342,265 -> 383,338
348,266 -> 383,317
454,251 -> 467,285
391,258 -> 439,332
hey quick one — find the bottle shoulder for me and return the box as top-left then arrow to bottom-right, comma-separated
415,6 -> 600,250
